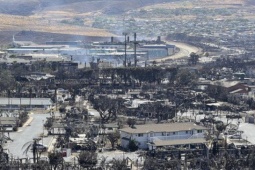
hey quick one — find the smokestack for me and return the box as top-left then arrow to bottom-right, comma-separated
125,35 -> 127,67
111,37 -> 114,43
157,36 -> 161,42
127,36 -> 130,43
134,33 -> 137,67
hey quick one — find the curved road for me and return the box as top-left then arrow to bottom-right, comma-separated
150,40 -> 201,62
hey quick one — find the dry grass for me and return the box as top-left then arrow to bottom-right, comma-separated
0,0 -> 250,38
0,13 -> 114,37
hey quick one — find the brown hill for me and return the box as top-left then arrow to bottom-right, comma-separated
0,0 -> 172,16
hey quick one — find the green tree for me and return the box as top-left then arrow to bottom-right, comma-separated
126,118 -> 136,128
128,139 -> 138,152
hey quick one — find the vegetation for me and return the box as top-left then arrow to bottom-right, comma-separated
48,152 -> 64,170
128,140 -> 138,152
78,151 -> 97,168
109,159 -> 129,170
107,131 -> 120,150
22,138 -> 41,163
126,118 -> 136,128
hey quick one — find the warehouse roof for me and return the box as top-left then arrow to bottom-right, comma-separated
152,138 -> 207,147
0,98 -> 53,106
120,123 -> 207,134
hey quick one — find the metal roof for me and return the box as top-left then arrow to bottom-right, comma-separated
120,123 -> 207,134
0,98 -> 53,106
152,138 -> 207,147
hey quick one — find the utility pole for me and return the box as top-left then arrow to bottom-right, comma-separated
134,33 -> 138,67
42,120 -> 44,145
123,32 -> 128,67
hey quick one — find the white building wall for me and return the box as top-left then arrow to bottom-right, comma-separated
167,47 -> 175,55
120,131 -> 149,149
120,131 -> 132,148
120,129 -> 206,149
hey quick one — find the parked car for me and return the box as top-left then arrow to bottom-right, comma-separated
31,144 -> 47,152
226,114 -> 242,119
224,129 -> 237,135
229,134 -> 241,139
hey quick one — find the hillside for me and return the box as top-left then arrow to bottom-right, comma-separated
0,0 -> 252,45
0,0 -> 171,16
0,0 -> 172,43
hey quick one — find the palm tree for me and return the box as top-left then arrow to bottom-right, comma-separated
22,138 -> 40,163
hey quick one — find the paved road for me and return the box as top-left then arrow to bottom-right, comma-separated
4,113 -> 53,159
150,40 -> 201,62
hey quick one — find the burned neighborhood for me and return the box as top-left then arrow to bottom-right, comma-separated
0,0 -> 255,170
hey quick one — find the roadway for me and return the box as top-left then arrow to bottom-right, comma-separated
149,40 -> 201,63
4,113 -> 53,159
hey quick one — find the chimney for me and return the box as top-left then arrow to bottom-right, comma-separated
111,37 -> 114,43
127,36 -> 130,43
157,36 -> 161,42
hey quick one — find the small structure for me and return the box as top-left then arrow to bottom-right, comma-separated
0,117 -> 18,131
50,123 -> 66,135
245,114 -> 255,124
99,123 -> 119,134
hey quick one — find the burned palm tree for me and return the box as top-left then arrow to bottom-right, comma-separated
22,138 -> 40,163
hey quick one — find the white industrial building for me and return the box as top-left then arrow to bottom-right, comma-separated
0,98 -> 53,110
